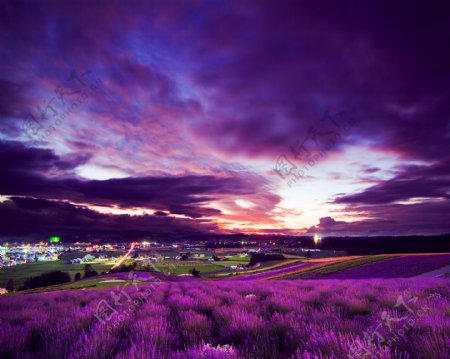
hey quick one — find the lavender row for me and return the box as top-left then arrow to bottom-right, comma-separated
323,254 -> 450,279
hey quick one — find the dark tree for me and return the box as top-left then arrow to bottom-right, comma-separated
83,270 -> 98,278
83,263 -> 98,278
23,271 -> 71,289
191,267 -> 200,277
109,263 -> 136,273
305,250 -> 312,260
6,278 -> 14,292
83,264 -> 93,274
74,272 -> 81,281
179,253 -> 189,261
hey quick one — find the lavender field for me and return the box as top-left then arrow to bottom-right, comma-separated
321,254 -> 450,279
1,279 -> 449,359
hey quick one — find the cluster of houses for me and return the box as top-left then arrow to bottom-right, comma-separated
65,254 -> 108,264
207,255 -> 230,262
0,245 -> 61,268
226,264 -> 247,271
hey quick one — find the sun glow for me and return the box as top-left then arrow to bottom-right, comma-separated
235,199 -> 255,209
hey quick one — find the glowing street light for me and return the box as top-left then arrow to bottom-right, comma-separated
314,233 -> 322,244
49,236 -> 61,243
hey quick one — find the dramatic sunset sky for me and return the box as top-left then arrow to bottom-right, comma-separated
1,1 -> 449,238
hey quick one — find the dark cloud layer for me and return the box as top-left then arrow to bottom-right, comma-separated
0,196 -> 216,237
335,160 -> 450,205
322,159 -> 450,235
0,141 -> 267,220
312,195 -> 450,236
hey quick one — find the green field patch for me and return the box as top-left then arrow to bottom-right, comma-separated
0,260 -> 114,288
149,260 -> 223,274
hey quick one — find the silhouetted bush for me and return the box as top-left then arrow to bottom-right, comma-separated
74,273 -> 81,281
